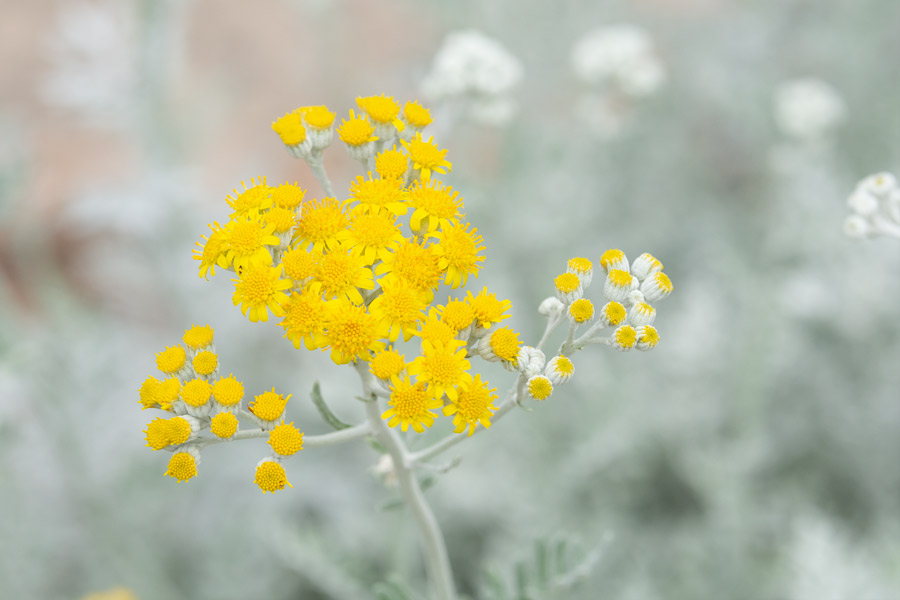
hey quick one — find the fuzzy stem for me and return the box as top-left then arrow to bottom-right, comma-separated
306,150 -> 335,197
355,361 -> 457,600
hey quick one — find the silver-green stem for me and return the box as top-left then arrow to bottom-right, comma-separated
306,151 -> 335,198
196,422 -> 371,449
355,361 -> 457,600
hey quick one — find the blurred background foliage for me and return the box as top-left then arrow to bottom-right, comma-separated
1,0 -> 898,599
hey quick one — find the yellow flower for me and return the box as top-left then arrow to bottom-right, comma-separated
526,375 -> 553,401
322,299 -> 388,364
483,326 -> 521,365
407,340 -> 473,402
402,100 -> 433,129
192,351 -> 218,376
357,94 -> 405,133
183,324 -> 214,350
432,222 -> 485,288
381,375 -> 443,432
443,374 -> 498,436
226,178 -> 273,217
308,247 -> 375,305
232,263 -> 292,323
181,379 -> 212,409
465,287 -> 511,329
368,278 -> 430,342
414,308 -> 456,347
348,174 -> 408,216
155,378 -> 181,411
193,222 -> 229,279
138,376 -> 161,409
212,374 -> 244,408
439,298 -> 475,332
407,180 -> 463,234
255,459 -> 292,493
280,245 -> 318,284
267,422 -> 304,456
300,105 -> 336,129
165,450 -> 198,482
271,182 -> 307,210
345,210 -> 405,265
375,146 -> 409,180
156,345 -> 186,375
370,348 -> 406,380
568,298 -> 594,324
265,206 -> 296,235
222,214 -> 280,273
375,239 -> 442,297
400,133 -> 451,182
337,109 -> 378,147
210,412 -> 238,439
248,388 -> 291,423
293,197 -> 351,254
279,290 -> 328,350
272,110 -> 307,146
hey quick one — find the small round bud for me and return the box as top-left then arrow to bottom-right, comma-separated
635,325 -> 660,351
248,389 -> 291,430
538,296 -> 565,317
630,253 -> 663,281
554,272 -> 583,304
604,269 -> 638,302
861,172 -> 897,198
639,272 -> 673,302
526,375 -> 553,401
847,189 -> 879,217
567,257 -> 594,288
843,215 -> 870,239
255,458 -> 292,493
567,298 -> 595,325
545,355 -> 574,386
611,324 -> 637,351
628,301 -> 656,326
598,301 -> 627,327
599,248 -> 629,274
516,346 -> 545,377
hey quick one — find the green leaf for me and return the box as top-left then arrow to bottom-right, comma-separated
310,381 -> 351,430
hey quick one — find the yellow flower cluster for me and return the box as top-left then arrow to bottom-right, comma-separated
192,96 -> 521,437
138,324 -> 300,492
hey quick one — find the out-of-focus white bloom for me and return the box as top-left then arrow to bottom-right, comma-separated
571,25 -> 665,97
773,78 -> 846,141
844,171 -> 900,240
420,30 -> 524,125
40,1 -> 139,121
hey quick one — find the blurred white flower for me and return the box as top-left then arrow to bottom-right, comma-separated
40,1 -> 138,121
843,171 -> 900,239
571,24 -> 665,97
773,78 -> 845,142
420,30 -> 523,125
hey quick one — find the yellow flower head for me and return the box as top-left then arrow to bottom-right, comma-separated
267,422 -> 304,456
249,388 -> 291,423
346,210 -> 405,266
210,412 -> 238,439
599,301 -> 626,327
442,374 -> 498,436
599,248 -> 629,273
271,182 -> 306,210
181,379 -> 212,408
368,277 -> 430,342
272,110 -> 307,146
486,326 -> 521,364
337,109 -> 378,147
192,351 -> 218,376
439,298 -> 475,332
183,324 -> 214,350
226,178 -> 273,217
381,375 -> 443,433
212,374 -> 244,408
194,222 -> 229,279
375,239 -> 442,297
165,451 -> 198,482
433,222 -> 485,288
294,197 -> 351,254
265,206 -> 296,235
612,324 -> 637,351
255,459 -> 292,493
465,287 -> 512,329
300,105 -> 336,129
323,299 -> 388,364
309,247 -> 375,305
375,146 -> 409,180
568,298 -> 594,324
402,100 -> 433,129
407,179 -> 463,234
567,256 -> 594,287
526,375 -> 553,401
280,290 -> 328,350
400,133 -> 451,182
223,214 -> 280,273
554,272 -> 583,303
370,348 -> 406,380
138,376 -> 161,410
415,308 -> 456,347
280,245 -> 318,284
156,345 -> 186,375
407,339 -> 473,402
635,325 -> 660,351
357,94 -> 405,132
232,263 -> 292,323
155,378 -> 181,411
144,417 -> 173,450
348,174 -> 408,216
